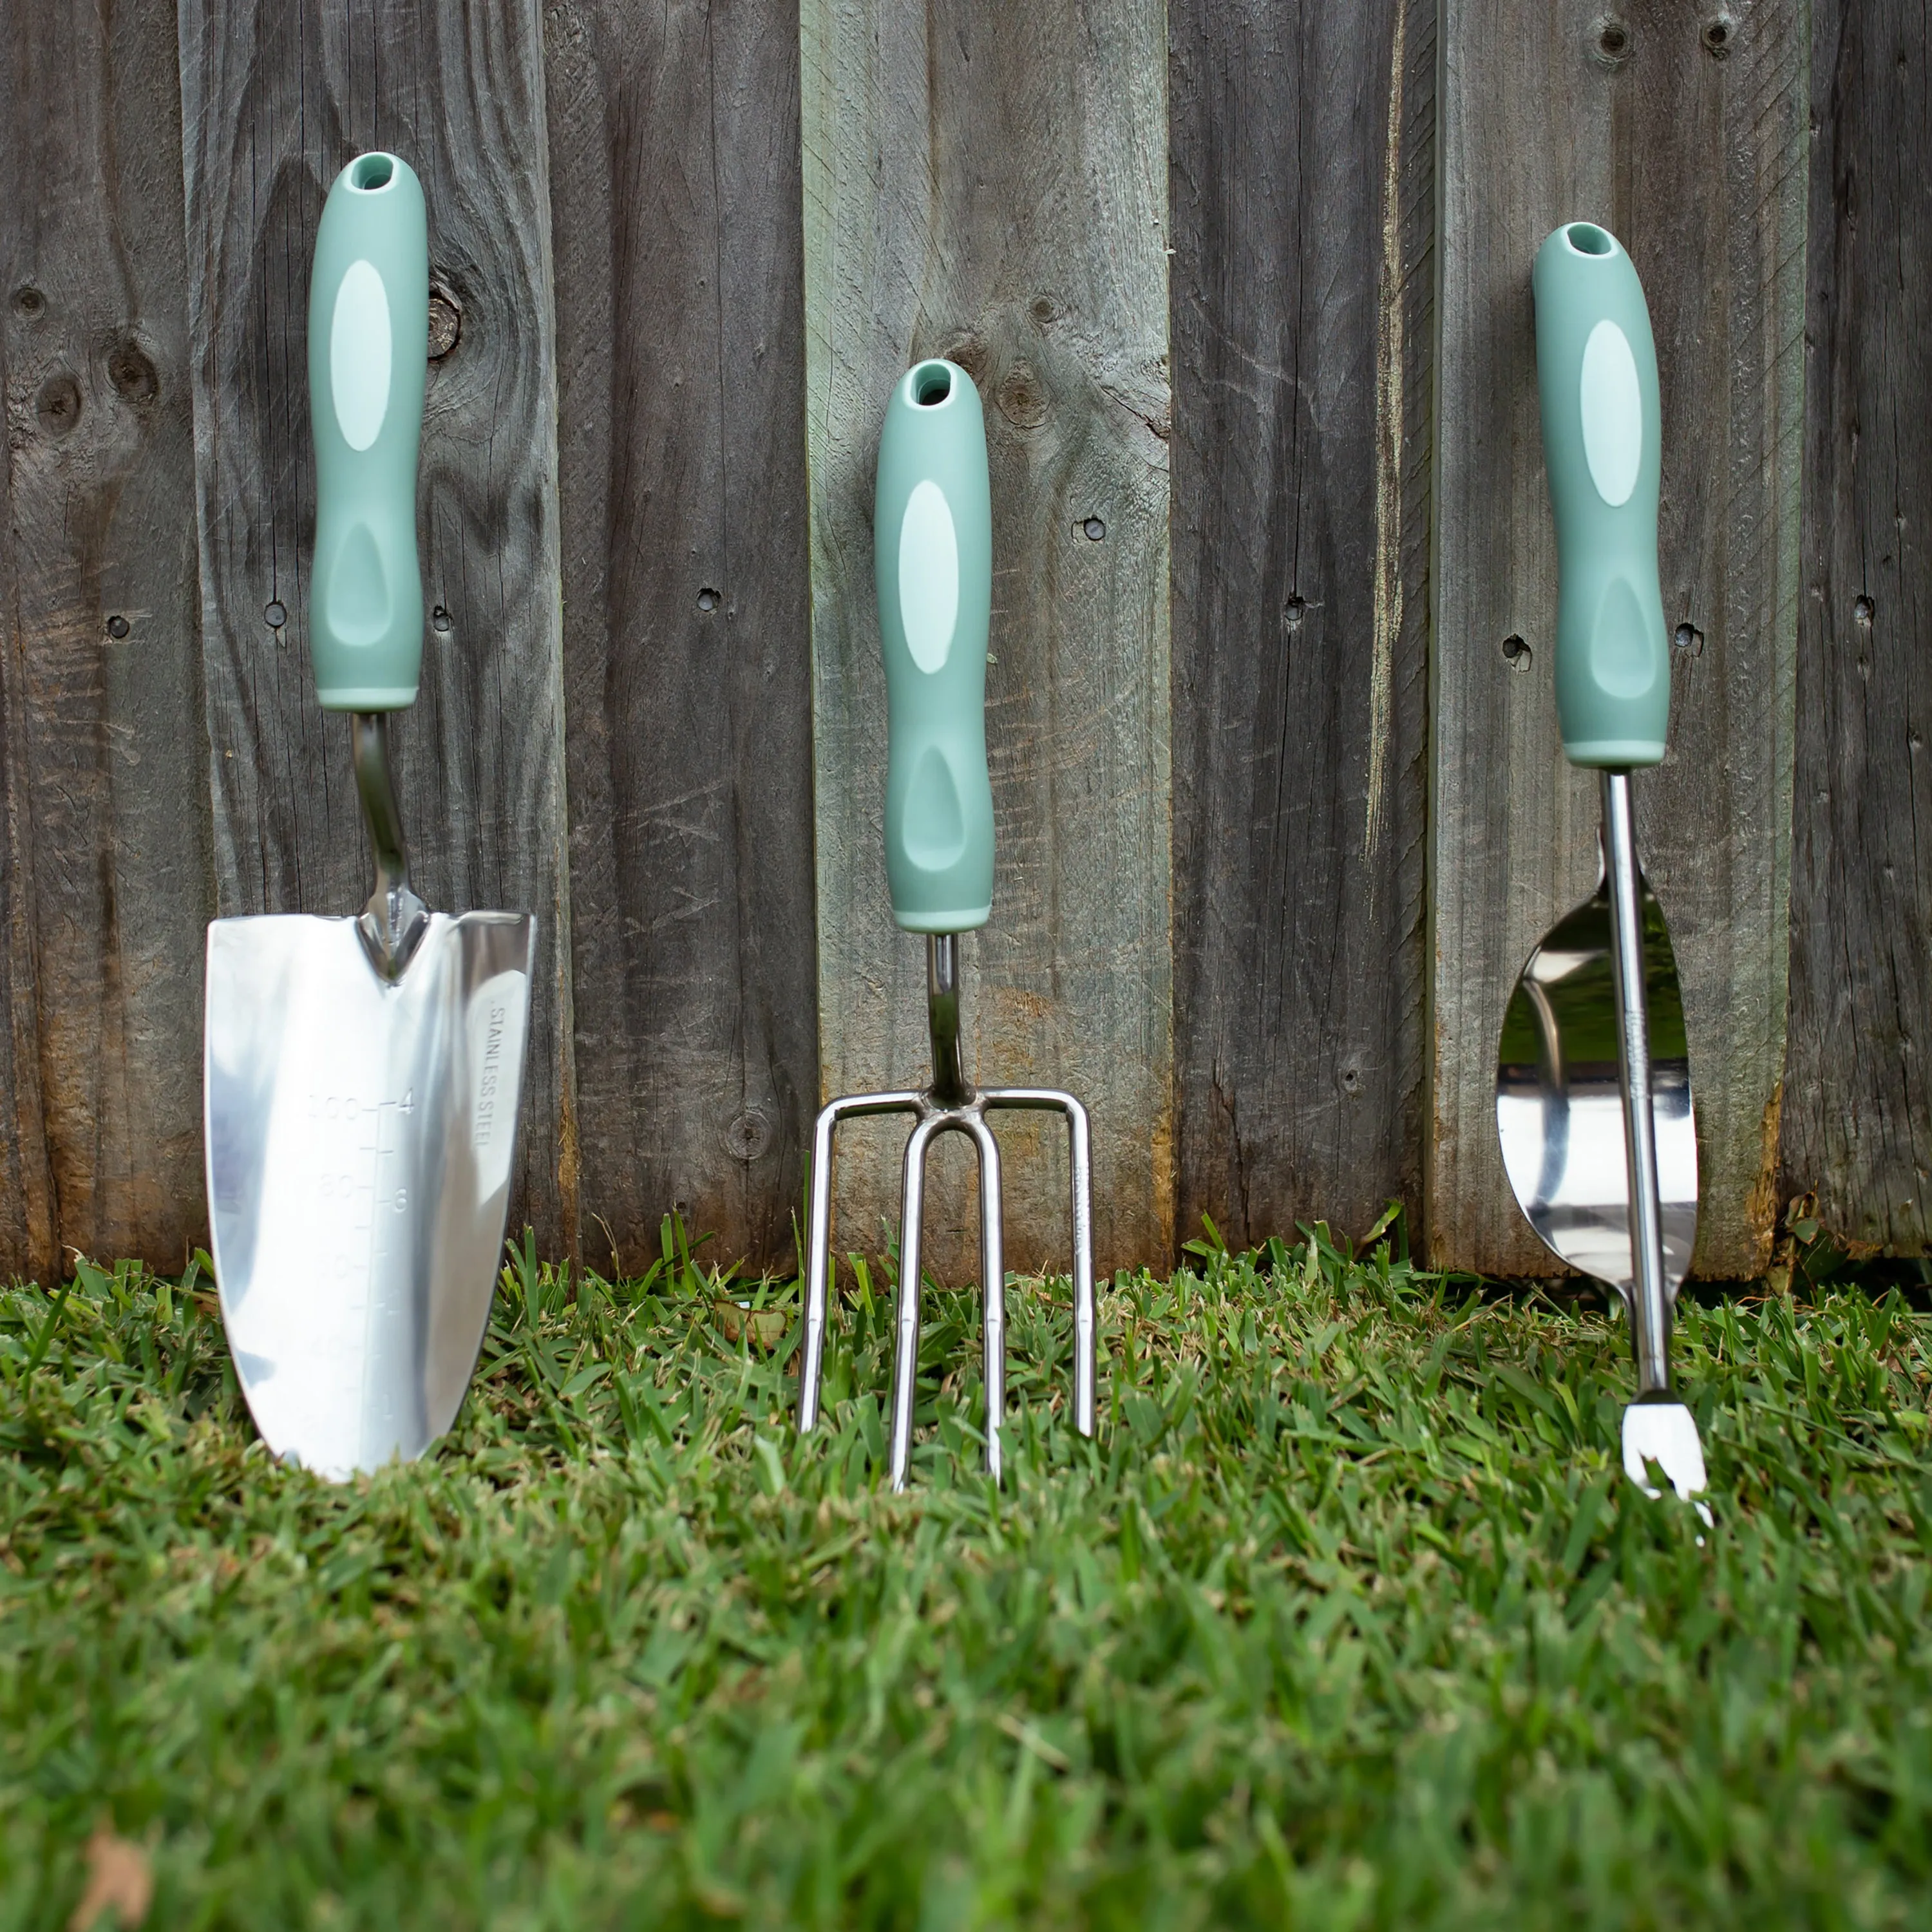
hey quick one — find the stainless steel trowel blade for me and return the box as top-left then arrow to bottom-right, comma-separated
204,910 -> 534,1480
1495,875 -> 1698,1300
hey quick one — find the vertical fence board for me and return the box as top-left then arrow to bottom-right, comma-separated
1170,0 -> 1435,1254
1430,0 -> 1808,1278
178,0 -> 575,1249
544,0 -> 817,1276
1781,0 -> 1932,1251
0,0 -> 211,1280
802,0 -> 1173,1280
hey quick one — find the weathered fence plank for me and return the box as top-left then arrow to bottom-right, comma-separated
544,0 -> 817,1276
1430,0 -> 1808,1279
177,0 -> 576,1250
0,0 -> 211,1280
1170,0 -> 1435,1255
1781,0 -> 1932,1252
801,0 -> 1172,1280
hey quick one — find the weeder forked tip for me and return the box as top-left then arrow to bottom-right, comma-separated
1622,1399 -> 1714,1530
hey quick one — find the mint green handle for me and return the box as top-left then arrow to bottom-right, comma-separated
875,360 -> 995,932
1533,222 -> 1670,768
307,153 -> 428,712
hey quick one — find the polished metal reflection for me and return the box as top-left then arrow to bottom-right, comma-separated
1495,775 -> 1698,1321
798,933 -> 1096,1492
205,913 -> 533,1479
204,714 -> 533,1481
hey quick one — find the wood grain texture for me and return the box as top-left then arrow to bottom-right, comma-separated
802,0 -> 1172,1280
177,0 -> 576,1249
1430,0 -> 1808,1278
0,0 -> 213,1279
1781,0 -> 1932,1250
1170,0 -> 1435,1253
544,0 -> 817,1276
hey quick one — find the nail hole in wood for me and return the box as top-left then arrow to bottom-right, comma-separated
1674,621 -> 1705,656
1502,633 -> 1532,670
106,615 -> 131,639
432,605 -> 453,632
265,600 -> 287,629
1593,14 -> 1634,62
1284,596 -> 1306,633
1855,594 -> 1875,628
1082,516 -> 1106,542
697,587 -> 720,612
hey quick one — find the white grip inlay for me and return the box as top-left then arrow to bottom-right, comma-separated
1579,319 -> 1642,507
898,479 -> 960,674
330,258 -> 393,453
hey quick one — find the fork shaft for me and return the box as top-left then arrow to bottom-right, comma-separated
927,934 -> 969,1106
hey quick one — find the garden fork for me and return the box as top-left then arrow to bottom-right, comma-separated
794,359 -> 1097,1491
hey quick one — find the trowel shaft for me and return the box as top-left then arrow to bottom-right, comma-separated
351,712 -> 428,981
1600,770 -> 1671,1395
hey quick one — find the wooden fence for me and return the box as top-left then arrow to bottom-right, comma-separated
0,0 -> 1921,1287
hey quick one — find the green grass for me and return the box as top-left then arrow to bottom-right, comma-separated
2,1222 -> 1929,1929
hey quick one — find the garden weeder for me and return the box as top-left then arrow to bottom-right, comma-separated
795,359 -> 1096,1492
204,154 -> 533,1481
1495,222 -> 1709,1515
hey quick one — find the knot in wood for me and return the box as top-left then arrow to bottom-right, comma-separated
107,341 -> 158,404
427,283 -> 462,361
997,360 -> 1049,430
725,1111 -> 772,1162
35,372 -> 82,439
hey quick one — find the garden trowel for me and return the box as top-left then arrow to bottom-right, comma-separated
204,153 -> 533,1482
1494,222 -> 1709,1516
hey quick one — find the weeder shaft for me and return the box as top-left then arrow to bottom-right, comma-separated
1602,770 -> 1671,1396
